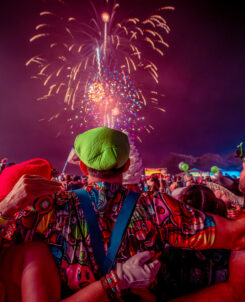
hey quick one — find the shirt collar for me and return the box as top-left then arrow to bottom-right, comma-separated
89,182 -> 123,190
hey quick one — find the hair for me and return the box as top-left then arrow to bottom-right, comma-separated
87,165 -> 125,179
65,174 -> 72,182
179,184 -> 227,218
73,175 -> 81,182
148,175 -> 160,191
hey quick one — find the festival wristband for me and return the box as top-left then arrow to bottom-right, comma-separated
101,270 -> 122,301
0,212 -> 13,225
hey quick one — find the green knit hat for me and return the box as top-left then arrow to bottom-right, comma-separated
74,127 -> 130,171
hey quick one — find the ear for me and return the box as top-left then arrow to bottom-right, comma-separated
79,161 -> 88,175
123,158 -> 130,172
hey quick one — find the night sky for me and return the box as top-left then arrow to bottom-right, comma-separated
0,0 -> 245,173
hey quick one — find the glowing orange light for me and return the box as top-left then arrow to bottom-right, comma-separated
101,12 -> 110,23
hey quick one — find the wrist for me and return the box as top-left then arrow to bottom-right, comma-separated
101,270 -> 122,300
0,195 -> 16,219
0,212 -> 14,224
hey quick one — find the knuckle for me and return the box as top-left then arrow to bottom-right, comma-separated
23,183 -> 29,192
21,174 -> 29,183
19,174 -> 26,182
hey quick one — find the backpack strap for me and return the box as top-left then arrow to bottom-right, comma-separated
73,188 -> 140,275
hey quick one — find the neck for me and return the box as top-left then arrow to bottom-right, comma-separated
88,174 -> 123,185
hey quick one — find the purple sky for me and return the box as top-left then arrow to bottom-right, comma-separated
0,0 -> 244,172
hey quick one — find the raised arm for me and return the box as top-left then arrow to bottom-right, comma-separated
0,174 -> 61,218
0,174 -> 61,240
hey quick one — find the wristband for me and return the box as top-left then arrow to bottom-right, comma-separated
101,270 -> 122,301
0,212 -> 13,225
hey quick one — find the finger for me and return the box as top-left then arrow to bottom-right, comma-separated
23,179 -> 61,187
23,181 -> 62,189
143,260 -> 161,280
135,251 -> 154,266
20,174 -> 48,178
19,174 -> 61,185
148,259 -> 161,273
26,185 -> 61,194
23,178 -> 61,186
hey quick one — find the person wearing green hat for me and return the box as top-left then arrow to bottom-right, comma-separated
2,127 -> 245,301
74,127 -> 130,172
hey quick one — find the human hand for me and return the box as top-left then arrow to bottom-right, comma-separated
0,174 -> 61,218
116,251 -> 161,290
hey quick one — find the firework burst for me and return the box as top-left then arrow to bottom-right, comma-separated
26,0 -> 173,139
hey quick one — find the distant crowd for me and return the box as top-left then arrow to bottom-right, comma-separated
1,144 -> 245,302
1,156 -> 243,221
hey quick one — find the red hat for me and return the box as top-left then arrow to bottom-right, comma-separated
0,158 -> 52,201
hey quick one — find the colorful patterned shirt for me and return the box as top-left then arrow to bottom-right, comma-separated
0,183 -> 215,298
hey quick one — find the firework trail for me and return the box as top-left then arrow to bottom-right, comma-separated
26,0 -> 173,140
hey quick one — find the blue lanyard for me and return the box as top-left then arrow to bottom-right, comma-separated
73,188 -> 140,275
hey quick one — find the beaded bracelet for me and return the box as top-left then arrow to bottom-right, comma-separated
0,212 -> 13,225
100,270 -> 122,301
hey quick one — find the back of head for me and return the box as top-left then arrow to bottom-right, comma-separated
179,184 -> 227,217
74,127 -> 130,179
65,174 -> 72,182
177,176 -> 182,182
73,175 -> 81,182
149,175 -> 160,191
1,158 -> 8,164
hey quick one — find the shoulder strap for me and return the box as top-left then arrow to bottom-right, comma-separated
73,189 -> 107,275
74,188 -> 140,275
104,190 -> 140,271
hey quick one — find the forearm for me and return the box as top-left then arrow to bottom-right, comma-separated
170,282 -> 236,302
211,214 -> 245,250
0,194 -> 17,218
60,281 -> 109,302
61,251 -> 161,302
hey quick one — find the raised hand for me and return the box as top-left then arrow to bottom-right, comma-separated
0,174 -> 61,218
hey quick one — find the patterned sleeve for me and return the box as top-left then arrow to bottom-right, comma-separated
0,195 -> 56,246
151,193 -> 216,249
0,218 -> 17,243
